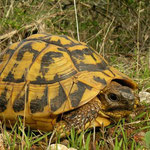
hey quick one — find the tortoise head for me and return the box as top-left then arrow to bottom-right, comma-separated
98,80 -> 139,119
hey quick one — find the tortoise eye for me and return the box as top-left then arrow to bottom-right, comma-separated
108,93 -> 118,101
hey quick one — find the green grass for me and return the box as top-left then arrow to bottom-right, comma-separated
1,119 -> 51,149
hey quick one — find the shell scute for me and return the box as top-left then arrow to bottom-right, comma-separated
0,85 -> 9,112
50,83 -> 67,112
68,45 -> 109,72
12,83 -> 27,112
69,81 -> 92,107
30,85 -> 48,114
0,49 -> 15,74
28,84 -> 49,116
27,44 -> 77,84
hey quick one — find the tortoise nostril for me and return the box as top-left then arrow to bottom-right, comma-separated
121,92 -> 134,101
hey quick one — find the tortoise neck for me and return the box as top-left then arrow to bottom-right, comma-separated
61,97 -> 101,130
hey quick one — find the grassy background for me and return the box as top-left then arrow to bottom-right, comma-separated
0,0 -> 150,149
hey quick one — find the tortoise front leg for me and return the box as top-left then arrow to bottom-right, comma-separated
54,97 -> 102,138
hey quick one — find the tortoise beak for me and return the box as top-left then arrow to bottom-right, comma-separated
134,95 -> 140,108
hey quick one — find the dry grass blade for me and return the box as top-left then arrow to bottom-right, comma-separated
136,1 -> 142,78
74,0 -> 80,41
99,17 -> 115,56
148,48 -> 150,69
47,130 -> 56,150
0,134 -> 5,150
0,30 -> 18,41
125,119 -> 150,126
6,0 -> 15,18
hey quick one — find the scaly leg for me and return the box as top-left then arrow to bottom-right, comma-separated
54,97 -> 102,138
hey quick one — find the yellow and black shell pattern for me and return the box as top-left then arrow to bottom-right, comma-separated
0,34 -> 137,128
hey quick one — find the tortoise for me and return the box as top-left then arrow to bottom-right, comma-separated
0,33 -> 139,136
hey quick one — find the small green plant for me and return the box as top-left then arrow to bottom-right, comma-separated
145,131 -> 150,149
114,137 -> 123,150
66,128 -> 92,149
2,118 -> 51,149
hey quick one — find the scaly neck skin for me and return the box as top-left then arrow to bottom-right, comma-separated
62,97 -> 101,129
55,97 -> 104,137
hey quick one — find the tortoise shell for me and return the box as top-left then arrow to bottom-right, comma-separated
0,34 -> 137,131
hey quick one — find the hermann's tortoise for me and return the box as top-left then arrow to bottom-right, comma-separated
0,34 -> 139,136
